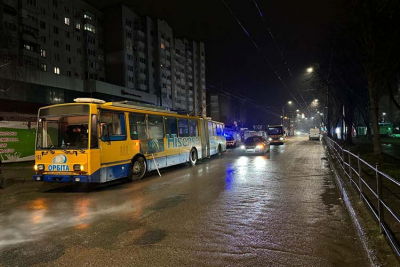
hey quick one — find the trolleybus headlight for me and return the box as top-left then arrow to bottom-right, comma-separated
36,164 -> 45,171
256,145 -> 264,149
268,138 -> 272,141
240,145 -> 245,149
73,164 -> 84,171
279,137 -> 284,140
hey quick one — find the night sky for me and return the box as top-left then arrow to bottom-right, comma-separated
88,0 -> 336,124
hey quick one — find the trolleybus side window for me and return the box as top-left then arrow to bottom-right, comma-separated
208,121 -> 213,136
189,119 -> 198,137
165,117 -> 178,137
213,123 -> 217,136
100,111 -> 126,141
148,115 -> 164,139
129,113 -> 147,140
178,118 -> 189,137
216,124 -> 221,136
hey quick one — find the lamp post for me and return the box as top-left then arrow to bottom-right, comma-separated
282,101 -> 292,126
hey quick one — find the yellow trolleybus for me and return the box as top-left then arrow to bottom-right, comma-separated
33,98 -> 226,183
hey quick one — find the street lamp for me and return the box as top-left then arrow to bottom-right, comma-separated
383,112 -> 386,122
282,101 -> 292,125
307,67 -> 313,73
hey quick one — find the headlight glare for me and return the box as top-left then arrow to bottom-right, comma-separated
268,138 -> 272,141
279,137 -> 284,140
256,145 -> 264,149
240,145 -> 245,149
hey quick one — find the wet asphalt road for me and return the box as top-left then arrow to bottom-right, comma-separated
0,136 -> 368,266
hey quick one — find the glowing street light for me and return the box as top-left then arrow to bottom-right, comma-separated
296,109 -> 299,112
282,101 -> 293,124
314,99 -> 318,102
307,67 -> 313,73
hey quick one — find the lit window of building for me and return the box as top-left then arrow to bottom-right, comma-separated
84,23 -> 96,33
65,17 -> 70,25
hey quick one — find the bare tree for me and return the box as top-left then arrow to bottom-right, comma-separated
343,0 -> 400,155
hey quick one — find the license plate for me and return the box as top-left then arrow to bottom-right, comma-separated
247,149 -> 255,152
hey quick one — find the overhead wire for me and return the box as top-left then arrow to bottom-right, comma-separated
252,0 -> 311,116
206,84 -> 281,117
207,80 -> 280,114
220,0 -> 306,118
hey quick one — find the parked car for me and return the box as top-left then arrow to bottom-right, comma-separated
240,136 -> 270,154
309,128 -> 321,140
226,136 -> 237,148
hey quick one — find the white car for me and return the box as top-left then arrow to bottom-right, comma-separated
309,128 -> 320,140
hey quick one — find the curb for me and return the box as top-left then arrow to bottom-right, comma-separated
326,151 -> 377,266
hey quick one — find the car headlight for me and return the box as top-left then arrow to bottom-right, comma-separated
240,145 -> 245,149
279,137 -> 284,140
73,164 -> 84,171
268,138 -> 272,141
256,145 -> 264,149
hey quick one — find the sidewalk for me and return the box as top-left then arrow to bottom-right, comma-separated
0,161 -> 35,188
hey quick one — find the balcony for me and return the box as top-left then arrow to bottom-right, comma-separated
135,29 -> 145,38
137,72 -> 146,79
135,39 -> 145,48
137,84 -> 147,91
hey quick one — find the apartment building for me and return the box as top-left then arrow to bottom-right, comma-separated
0,1 -> 206,116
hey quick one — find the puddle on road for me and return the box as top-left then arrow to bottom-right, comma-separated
132,229 -> 167,246
147,194 -> 186,211
321,179 -> 341,216
0,198 -> 135,250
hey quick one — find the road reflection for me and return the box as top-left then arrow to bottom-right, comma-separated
0,196 -> 134,249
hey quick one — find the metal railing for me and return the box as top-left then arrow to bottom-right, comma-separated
324,135 -> 400,256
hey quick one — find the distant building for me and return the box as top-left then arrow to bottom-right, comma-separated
206,92 -> 244,126
0,1 -> 206,115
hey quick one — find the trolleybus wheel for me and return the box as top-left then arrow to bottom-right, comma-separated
188,148 -> 198,166
129,157 -> 146,181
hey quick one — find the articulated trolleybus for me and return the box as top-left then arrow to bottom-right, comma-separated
33,98 -> 226,183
